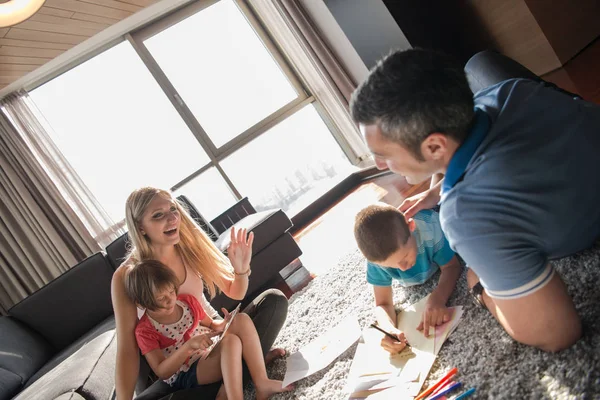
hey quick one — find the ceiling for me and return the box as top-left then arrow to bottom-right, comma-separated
0,0 -> 160,90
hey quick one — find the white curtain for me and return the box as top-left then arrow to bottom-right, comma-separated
1,92 -> 124,249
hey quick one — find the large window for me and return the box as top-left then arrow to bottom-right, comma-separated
29,0 -> 357,226
29,42 -> 210,222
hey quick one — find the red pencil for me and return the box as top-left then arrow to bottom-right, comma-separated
415,367 -> 458,400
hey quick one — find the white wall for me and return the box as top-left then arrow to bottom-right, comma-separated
323,0 -> 411,69
298,0 -> 369,85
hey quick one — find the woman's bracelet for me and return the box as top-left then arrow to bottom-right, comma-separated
234,268 -> 252,277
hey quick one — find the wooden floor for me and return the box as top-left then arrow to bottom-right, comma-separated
542,37 -> 600,104
276,36 -> 600,297
275,174 -> 428,296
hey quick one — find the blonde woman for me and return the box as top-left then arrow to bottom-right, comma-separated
111,187 -> 288,400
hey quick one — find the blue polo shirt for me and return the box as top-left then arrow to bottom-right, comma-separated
440,78 -> 600,299
366,209 -> 455,287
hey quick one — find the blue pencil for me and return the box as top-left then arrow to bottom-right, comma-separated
427,381 -> 462,400
454,387 -> 476,399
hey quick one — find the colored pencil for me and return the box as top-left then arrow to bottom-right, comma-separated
370,323 -> 411,347
426,381 -> 462,400
453,388 -> 476,399
415,367 -> 458,400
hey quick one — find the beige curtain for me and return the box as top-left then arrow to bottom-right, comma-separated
0,92 -> 119,312
244,0 -> 373,166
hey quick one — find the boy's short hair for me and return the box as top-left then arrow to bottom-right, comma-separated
354,204 -> 411,262
124,259 -> 179,311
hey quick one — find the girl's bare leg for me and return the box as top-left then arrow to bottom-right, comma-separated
227,314 -> 293,400
219,334 -> 243,400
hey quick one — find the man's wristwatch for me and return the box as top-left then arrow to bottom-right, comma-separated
470,282 -> 486,309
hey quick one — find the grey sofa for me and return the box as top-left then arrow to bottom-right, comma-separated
0,196 -> 301,400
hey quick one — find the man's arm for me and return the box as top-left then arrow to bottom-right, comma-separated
430,173 -> 444,189
467,267 -> 581,352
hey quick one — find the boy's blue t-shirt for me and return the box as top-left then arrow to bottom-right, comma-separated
366,209 -> 455,287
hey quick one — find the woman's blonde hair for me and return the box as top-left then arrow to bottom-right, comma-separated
124,187 -> 233,298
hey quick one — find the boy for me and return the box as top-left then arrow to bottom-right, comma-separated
354,204 -> 461,354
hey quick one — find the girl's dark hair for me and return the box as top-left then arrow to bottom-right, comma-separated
124,259 -> 179,311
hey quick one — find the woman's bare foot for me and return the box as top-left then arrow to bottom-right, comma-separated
264,348 -> 286,365
255,379 -> 294,400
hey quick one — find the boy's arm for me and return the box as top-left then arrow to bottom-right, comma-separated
430,255 -> 462,305
373,285 -> 409,354
418,255 -> 462,336
374,285 -> 398,330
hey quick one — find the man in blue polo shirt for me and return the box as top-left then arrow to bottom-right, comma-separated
349,48 -> 600,352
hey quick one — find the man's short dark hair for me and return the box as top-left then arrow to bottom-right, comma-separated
350,48 -> 475,160
354,204 -> 411,262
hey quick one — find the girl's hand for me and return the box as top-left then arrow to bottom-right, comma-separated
187,332 -> 220,351
227,227 -> 254,274
417,294 -> 452,337
210,309 -> 234,333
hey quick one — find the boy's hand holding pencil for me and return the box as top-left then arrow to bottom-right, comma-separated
370,323 -> 410,354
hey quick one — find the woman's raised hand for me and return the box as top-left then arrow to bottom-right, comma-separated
227,227 -> 254,274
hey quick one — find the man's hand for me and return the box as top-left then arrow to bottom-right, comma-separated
399,188 -> 441,219
379,328 -> 409,354
417,294 -> 451,337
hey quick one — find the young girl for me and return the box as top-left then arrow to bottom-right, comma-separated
124,259 -> 293,400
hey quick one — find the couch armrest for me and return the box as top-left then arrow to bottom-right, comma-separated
214,209 -> 292,254
0,317 -> 54,399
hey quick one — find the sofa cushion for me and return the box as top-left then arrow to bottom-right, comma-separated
9,252 -> 115,351
0,317 -> 54,396
14,325 -> 116,400
53,393 -> 86,400
0,367 -> 22,400
105,232 -> 130,270
214,209 -> 292,254
26,317 -> 115,387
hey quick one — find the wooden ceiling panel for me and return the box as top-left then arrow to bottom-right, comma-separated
70,12 -> 120,25
44,0 -> 135,20
0,0 -> 161,90
0,38 -> 74,50
0,46 -> 65,58
37,6 -> 75,18
0,64 -> 39,72
6,28 -> 88,45
29,13 -> 110,30
16,20 -> 105,36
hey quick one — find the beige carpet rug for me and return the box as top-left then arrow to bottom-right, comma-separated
246,242 -> 600,399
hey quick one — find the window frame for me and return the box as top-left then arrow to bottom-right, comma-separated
127,0 -> 348,201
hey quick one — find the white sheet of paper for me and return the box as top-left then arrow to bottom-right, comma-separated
433,306 -> 463,354
283,316 -> 361,387
396,295 -> 437,396
201,303 -> 241,360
